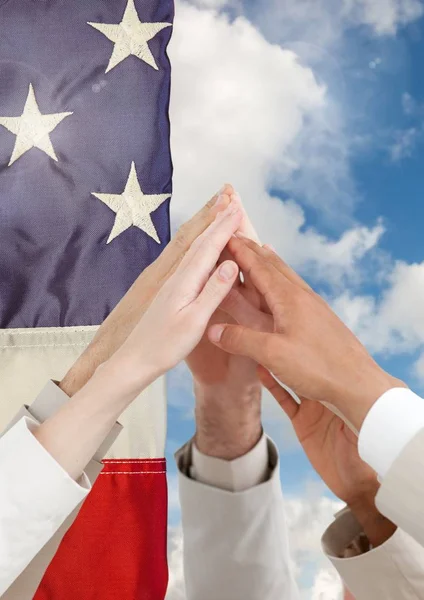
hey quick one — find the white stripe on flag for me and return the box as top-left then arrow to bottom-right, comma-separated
0,326 -> 167,458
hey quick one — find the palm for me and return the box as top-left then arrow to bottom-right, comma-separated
291,399 -> 377,504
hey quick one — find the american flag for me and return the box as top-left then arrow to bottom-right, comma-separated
0,0 -> 173,597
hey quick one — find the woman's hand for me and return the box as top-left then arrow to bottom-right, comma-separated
107,199 -> 243,396
59,186 -> 234,397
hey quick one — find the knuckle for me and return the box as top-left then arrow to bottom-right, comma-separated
223,326 -> 240,348
262,336 -> 277,362
204,279 -> 220,300
174,226 -> 188,250
201,234 -> 221,254
222,288 -> 239,311
205,196 -> 218,210
190,235 -> 204,252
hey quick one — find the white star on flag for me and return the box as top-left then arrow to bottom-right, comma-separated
88,0 -> 172,73
92,161 -> 171,244
0,84 -> 72,166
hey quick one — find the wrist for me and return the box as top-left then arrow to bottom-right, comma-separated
348,491 -> 397,548
194,381 -> 262,460
97,351 -> 156,407
334,366 -> 406,432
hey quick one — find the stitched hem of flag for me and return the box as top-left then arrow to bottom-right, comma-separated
0,326 -> 167,458
101,457 -> 167,475
0,325 -> 99,349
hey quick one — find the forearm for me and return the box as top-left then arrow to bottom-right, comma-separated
194,381 -> 262,460
323,505 -> 424,600
35,357 -> 150,480
349,493 -> 397,548
59,266 -> 156,398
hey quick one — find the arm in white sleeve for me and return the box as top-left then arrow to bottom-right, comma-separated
323,508 -> 424,599
1,380 -> 122,600
0,417 -> 90,596
358,387 -> 424,548
358,387 -> 424,478
175,435 -> 300,600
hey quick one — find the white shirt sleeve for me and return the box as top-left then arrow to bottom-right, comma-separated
191,433 -> 270,492
0,417 -> 90,596
176,436 -> 300,600
358,387 -> 424,478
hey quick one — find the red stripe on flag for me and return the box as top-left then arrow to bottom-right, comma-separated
34,459 -> 168,600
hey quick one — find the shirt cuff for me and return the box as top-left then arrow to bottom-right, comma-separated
358,387 -> 424,478
0,417 -> 90,538
191,434 -> 270,492
12,417 -> 91,494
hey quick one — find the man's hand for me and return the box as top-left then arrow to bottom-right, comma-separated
259,369 -> 397,548
186,198 -> 263,460
60,186 -> 233,397
209,237 -> 404,431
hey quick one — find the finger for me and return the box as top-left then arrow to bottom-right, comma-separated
231,192 -> 261,244
207,183 -> 234,209
178,200 -> 243,294
220,288 -> 273,331
208,321 -> 274,366
260,245 -> 312,293
234,237 -> 312,293
162,186 -> 233,272
194,260 -> 239,321
258,366 -> 299,419
227,236 -> 291,314
229,200 -> 261,292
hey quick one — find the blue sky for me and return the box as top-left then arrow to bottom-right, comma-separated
165,1 -> 424,597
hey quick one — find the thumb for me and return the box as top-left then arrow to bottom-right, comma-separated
258,366 -> 299,420
208,322 -> 270,362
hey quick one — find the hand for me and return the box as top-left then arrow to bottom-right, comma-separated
106,200 -> 243,396
259,369 -> 397,547
186,196 -> 263,459
60,186 -> 234,397
209,237 -> 404,431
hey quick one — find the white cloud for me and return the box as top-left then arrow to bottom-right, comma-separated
413,351 -> 424,382
248,0 -> 423,64
166,526 -> 186,600
189,0 -> 232,7
169,1 -> 383,285
332,261 -> 424,358
349,0 -> 424,35
402,91 -> 416,115
285,491 -> 343,568
308,568 -> 344,600
390,127 -> 419,161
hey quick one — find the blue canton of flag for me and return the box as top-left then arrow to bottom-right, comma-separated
0,0 -> 173,328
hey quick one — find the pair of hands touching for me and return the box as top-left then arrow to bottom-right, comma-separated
62,185 -> 400,545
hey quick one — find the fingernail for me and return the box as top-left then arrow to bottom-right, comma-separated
263,244 -> 276,253
219,261 -> 237,280
209,324 -> 225,343
231,192 -> 241,203
214,194 -> 227,207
